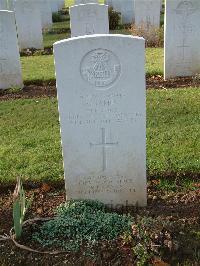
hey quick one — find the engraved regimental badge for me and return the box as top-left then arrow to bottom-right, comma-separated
175,1 -> 196,17
80,49 -> 121,89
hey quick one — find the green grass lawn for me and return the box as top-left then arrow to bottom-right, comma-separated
21,55 -> 55,83
43,19 -> 71,48
21,48 -> 163,83
43,20 -> 71,48
0,88 -> 199,185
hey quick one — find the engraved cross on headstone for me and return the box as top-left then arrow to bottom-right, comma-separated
177,40 -> 190,60
90,128 -> 118,172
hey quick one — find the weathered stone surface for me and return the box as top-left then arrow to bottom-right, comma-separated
164,0 -> 200,79
14,0 -> 43,50
40,0 -> 52,29
7,0 -> 14,10
75,0 -> 98,4
70,3 -> 109,37
57,0 -> 65,10
111,0 -> 134,24
53,34 -> 147,207
0,0 -> 8,10
51,0 -> 59,13
0,11 -> 23,89
134,0 -> 160,27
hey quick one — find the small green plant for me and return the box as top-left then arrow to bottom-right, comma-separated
13,177 -> 33,239
122,216 -> 176,264
108,6 -> 121,30
32,200 -> 133,252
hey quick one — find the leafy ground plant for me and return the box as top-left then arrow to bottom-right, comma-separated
32,200 -> 133,252
31,200 -> 182,264
13,177 -> 33,239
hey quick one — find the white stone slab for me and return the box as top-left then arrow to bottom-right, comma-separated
0,0 -> 8,10
51,0 -> 59,13
70,4 -> 109,37
164,0 -> 200,79
120,0 -> 134,24
134,0 -> 160,28
75,0 -> 98,4
57,0 -> 65,10
0,11 -> 23,89
104,0 -> 112,5
14,0 -> 43,50
111,0 -> 134,24
53,34 -> 147,207
7,0 -> 14,10
40,0 -> 52,29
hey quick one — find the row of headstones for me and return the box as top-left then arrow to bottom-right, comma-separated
73,0 -> 162,26
70,0 -> 200,79
53,0 -> 199,206
0,0 -> 200,90
0,0 -> 65,50
105,0 -> 162,26
0,0 -> 64,89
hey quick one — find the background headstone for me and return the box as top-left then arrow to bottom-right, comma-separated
53,34 -> 147,207
57,0 -> 65,10
164,0 -> 200,79
104,0 -> 112,5
7,0 -> 14,10
134,0 -> 160,28
0,0 -> 8,9
14,0 -> 43,50
0,10 -> 23,89
111,0 -> 134,24
120,0 -> 134,24
51,0 -> 59,13
40,0 -> 52,30
70,4 -> 109,37
75,0 -> 98,4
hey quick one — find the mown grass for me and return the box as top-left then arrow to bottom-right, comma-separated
147,88 -> 200,177
21,55 -> 55,83
0,88 -> 199,184
43,32 -> 70,49
0,98 -> 63,184
21,48 -> 163,83
43,19 -> 71,48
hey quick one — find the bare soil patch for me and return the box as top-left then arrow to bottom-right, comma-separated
0,76 -> 199,101
0,183 -> 199,265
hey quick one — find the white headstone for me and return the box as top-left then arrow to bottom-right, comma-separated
120,0 -> 134,24
111,0 -> 134,24
104,0 -> 112,5
70,4 -> 109,37
164,0 -> 200,79
14,0 -> 43,50
40,0 -> 52,29
134,0 -> 160,28
7,0 -> 14,10
75,0 -> 98,4
0,11 -> 23,89
51,0 -> 59,13
53,34 -> 147,207
57,0 -> 65,10
0,0 -> 8,10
